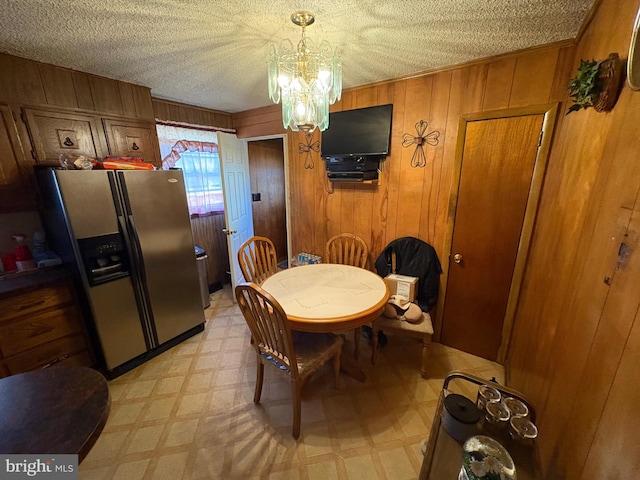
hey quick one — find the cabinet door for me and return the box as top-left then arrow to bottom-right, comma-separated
103,118 -> 161,167
23,107 -> 107,165
0,104 -> 33,212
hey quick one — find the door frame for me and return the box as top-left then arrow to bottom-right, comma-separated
244,133 -> 292,268
434,104 -> 559,363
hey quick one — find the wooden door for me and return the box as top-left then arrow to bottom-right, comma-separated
22,107 -> 107,165
440,114 -> 544,360
102,119 -> 161,166
217,132 -> 254,291
248,139 -> 287,263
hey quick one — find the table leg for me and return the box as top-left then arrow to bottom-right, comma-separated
339,338 -> 367,382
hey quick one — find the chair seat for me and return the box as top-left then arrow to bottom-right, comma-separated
292,331 -> 344,375
259,331 -> 343,380
374,312 -> 434,335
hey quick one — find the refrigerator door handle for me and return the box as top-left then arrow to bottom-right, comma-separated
125,214 -> 159,347
117,214 -> 156,349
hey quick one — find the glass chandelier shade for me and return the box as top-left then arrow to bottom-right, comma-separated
268,12 -> 342,132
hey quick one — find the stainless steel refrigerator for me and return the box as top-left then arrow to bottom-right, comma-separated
36,167 -> 205,378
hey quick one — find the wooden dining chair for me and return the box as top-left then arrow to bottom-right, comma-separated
325,233 -> 368,269
235,283 -> 343,439
371,311 -> 434,379
325,233 -> 369,358
238,236 -> 279,285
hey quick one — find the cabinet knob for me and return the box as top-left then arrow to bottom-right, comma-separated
453,253 -> 463,264
131,142 -> 139,151
63,137 -> 74,147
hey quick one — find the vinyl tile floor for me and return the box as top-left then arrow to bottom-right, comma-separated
79,286 -> 504,480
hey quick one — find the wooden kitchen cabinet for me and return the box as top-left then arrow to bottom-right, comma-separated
0,104 -> 34,211
22,107 -> 108,165
0,277 -> 93,378
103,118 -> 161,167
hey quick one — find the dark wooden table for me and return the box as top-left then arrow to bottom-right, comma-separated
0,366 -> 110,462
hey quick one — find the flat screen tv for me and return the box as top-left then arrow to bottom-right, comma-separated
321,104 -> 393,159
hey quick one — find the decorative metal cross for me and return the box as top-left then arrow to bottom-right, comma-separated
402,120 -> 440,167
299,132 -> 320,169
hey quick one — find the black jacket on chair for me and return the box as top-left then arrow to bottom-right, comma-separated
374,237 -> 442,311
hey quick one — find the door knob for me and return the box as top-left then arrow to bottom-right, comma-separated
453,253 -> 463,264
222,228 -> 237,235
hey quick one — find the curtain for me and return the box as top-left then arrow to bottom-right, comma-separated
156,125 -> 223,216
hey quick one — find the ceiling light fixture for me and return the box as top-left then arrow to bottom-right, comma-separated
268,11 -> 342,133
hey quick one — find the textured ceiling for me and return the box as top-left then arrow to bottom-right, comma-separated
0,0 -> 595,114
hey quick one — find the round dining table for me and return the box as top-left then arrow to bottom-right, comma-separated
261,263 -> 389,380
261,263 -> 390,331
0,366 -> 110,462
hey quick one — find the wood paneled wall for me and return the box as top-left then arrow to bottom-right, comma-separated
231,0 -> 640,475
152,98 -> 232,130
507,0 -> 640,477
0,53 -> 154,119
190,213 -> 230,289
275,46 -> 575,283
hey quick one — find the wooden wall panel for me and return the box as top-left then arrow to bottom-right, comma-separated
418,72 -> 450,248
461,64 -> 488,114
583,290 -> 640,479
0,54 -> 46,104
88,76 -> 123,115
352,87 -> 378,258
152,98 -> 232,129
38,64 -> 78,109
71,72 -> 95,111
370,83 -> 395,265
482,58 -> 516,111
397,76 -> 434,240
506,0 -> 640,478
133,85 -> 154,119
190,213 -> 229,288
0,53 -> 153,121
509,49 -> 560,107
335,91 -> 357,243
231,104 -> 282,137
118,83 -> 137,117
383,81 -> 407,248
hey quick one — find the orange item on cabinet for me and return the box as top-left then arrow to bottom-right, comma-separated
103,156 -> 145,163
96,159 -> 154,170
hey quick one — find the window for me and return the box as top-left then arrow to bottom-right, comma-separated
156,125 -> 223,216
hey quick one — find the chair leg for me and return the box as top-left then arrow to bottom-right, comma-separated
292,382 -> 302,439
371,326 -> 379,364
353,327 -> 361,359
254,361 -> 264,403
420,335 -> 431,379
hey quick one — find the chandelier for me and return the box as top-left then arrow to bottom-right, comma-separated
268,11 -> 342,133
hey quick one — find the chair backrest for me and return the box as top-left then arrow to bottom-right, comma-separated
235,283 -> 299,378
325,233 -> 368,268
238,236 -> 279,284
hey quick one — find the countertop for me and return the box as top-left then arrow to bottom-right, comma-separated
0,266 -> 73,297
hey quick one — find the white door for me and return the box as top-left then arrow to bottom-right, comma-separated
217,132 -> 254,291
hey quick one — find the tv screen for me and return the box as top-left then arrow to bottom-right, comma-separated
321,104 -> 393,158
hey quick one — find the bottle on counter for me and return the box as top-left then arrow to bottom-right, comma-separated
12,234 -> 36,271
